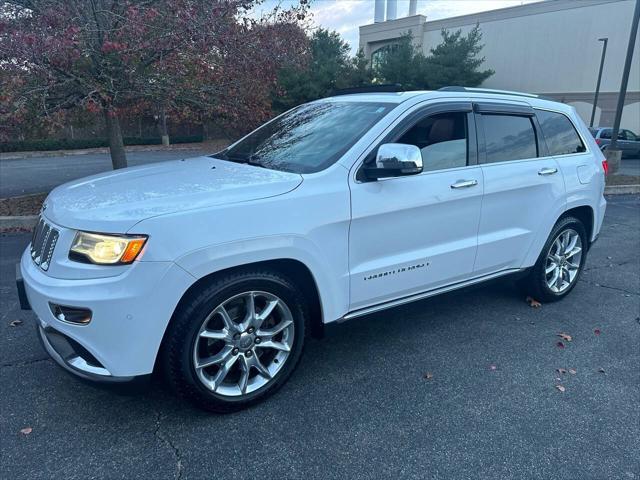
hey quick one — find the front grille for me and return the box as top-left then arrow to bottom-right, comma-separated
30,217 -> 59,271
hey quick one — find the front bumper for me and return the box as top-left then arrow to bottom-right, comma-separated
20,248 -> 195,379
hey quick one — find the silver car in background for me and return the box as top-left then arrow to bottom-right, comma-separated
589,127 -> 640,158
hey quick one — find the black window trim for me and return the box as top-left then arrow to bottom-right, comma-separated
355,101 -> 477,182
534,107 -> 591,158
473,102 -> 535,116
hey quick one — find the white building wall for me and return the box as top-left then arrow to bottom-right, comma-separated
421,0 -> 639,95
360,0 -> 640,132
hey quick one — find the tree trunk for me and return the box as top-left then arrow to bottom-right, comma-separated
104,107 -> 127,169
160,108 -> 170,146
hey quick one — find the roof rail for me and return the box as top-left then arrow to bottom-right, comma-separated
438,86 -> 546,100
331,84 -> 404,96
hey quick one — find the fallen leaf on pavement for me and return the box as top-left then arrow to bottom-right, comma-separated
20,427 -> 32,435
526,296 -> 542,308
555,385 -> 565,393
9,320 -> 23,327
423,372 -> 433,380
569,369 -> 577,375
556,341 -> 565,349
598,368 -> 606,374
556,368 -> 567,374
594,329 -> 601,335
557,333 -> 572,342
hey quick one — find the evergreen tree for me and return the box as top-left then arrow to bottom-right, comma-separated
373,25 -> 494,90
424,25 -> 495,88
273,29 -> 353,112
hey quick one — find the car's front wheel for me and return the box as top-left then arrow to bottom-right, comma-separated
522,216 -> 588,303
162,269 -> 307,412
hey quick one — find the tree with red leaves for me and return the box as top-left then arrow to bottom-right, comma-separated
0,1 -> 309,169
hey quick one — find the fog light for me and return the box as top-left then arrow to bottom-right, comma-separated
49,303 -> 92,325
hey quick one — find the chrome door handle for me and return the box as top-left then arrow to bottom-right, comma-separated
538,167 -> 558,176
450,179 -> 478,189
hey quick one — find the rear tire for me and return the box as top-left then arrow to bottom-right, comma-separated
162,269 -> 307,413
521,216 -> 588,303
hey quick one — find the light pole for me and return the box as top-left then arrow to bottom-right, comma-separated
589,37 -> 608,127
607,0 -> 640,173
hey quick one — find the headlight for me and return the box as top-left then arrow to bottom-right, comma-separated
69,232 -> 148,265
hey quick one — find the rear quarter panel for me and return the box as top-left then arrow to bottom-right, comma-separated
522,103 -> 605,268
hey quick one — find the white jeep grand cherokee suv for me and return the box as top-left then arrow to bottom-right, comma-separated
18,87 -> 607,412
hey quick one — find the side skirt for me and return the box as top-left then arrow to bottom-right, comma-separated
340,268 -> 524,322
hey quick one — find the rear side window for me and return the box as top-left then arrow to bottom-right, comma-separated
536,110 -> 586,155
482,114 -> 537,163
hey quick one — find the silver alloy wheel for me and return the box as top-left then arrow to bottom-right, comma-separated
192,291 -> 294,397
545,228 -> 583,294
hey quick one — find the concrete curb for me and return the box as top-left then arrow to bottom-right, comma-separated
0,215 -> 38,232
604,184 -> 640,195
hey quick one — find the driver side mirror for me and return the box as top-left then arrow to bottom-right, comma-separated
363,143 -> 423,180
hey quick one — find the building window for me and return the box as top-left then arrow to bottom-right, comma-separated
371,44 -> 398,70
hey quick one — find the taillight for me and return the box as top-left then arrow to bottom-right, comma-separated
602,160 -> 609,176
595,138 -> 603,146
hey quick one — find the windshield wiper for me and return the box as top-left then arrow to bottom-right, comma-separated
213,151 -> 269,169
245,156 -> 268,169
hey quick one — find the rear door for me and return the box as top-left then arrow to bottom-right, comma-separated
473,101 -> 566,275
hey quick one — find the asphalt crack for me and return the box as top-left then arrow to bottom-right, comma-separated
154,411 -> 184,480
579,278 -> 639,296
0,357 -> 49,368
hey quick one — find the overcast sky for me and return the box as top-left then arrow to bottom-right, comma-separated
255,0 -> 542,53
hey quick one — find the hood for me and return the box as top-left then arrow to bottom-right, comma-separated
44,156 -> 303,232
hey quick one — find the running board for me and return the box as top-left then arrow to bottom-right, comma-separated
340,268 -> 523,322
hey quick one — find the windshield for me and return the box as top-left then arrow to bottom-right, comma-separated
216,101 -> 394,173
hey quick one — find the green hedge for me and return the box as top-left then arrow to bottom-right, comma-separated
1,135 -> 204,153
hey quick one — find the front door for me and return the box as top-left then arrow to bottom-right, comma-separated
348,103 -> 483,311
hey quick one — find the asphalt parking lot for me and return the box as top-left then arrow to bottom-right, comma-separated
1,195 -> 638,480
0,149 -> 213,197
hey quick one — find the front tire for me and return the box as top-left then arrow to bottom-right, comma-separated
162,269 -> 307,412
522,216 -> 588,303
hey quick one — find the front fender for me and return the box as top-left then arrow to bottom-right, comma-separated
175,235 -> 349,323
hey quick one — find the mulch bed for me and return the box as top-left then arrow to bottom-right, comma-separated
0,193 -> 46,216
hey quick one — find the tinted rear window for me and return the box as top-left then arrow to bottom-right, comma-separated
482,114 -> 537,163
536,110 -> 586,155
